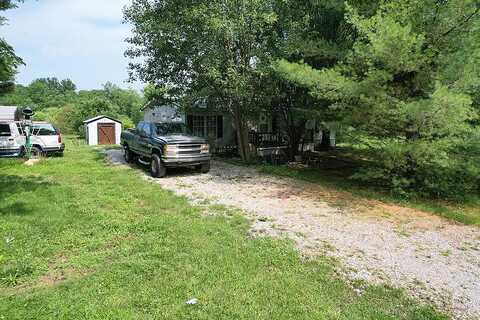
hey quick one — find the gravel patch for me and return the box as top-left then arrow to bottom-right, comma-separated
106,150 -> 480,319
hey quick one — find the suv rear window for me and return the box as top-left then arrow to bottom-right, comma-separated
0,124 -> 11,137
32,124 -> 58,136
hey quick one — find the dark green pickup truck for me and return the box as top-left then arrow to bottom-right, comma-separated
120,121 -> 211,178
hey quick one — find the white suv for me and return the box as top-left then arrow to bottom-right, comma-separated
0,121 -> 65,157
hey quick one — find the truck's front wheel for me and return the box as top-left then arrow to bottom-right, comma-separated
151,154 -> 166,178
124,146 -> 135,163
197,162 -> 211,174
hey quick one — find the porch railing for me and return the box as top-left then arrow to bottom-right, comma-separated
248,131 -> 286,148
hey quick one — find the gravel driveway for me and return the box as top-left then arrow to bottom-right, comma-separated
106,150 -> 480,320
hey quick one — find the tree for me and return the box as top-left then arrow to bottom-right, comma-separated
0,0 -> 24,95
0,77 -> 144,135
274,0 -> 480,198
103,82 -> 143,123
267,0 -> 357,158
60,79 -> 77,93
124,0 -> 281,161
71,97 -> 121,135
143,83 -> 178,108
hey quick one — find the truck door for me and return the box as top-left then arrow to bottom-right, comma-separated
130,122 -> 145,154
137,122 -> 153,156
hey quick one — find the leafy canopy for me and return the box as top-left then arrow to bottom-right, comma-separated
0,0 -> 24,94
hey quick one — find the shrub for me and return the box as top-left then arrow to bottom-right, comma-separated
352,137 -> 480,200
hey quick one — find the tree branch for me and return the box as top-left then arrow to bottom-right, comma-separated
440,7 -> 480,39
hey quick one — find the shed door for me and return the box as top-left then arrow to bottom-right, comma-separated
98,123 -> 116,145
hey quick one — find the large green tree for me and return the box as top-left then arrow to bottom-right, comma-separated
266,0 -> 359,158
275,0 -> 480,198
0,77 -> 143,134
124,0 -> 282,160
0,0 -> 24,95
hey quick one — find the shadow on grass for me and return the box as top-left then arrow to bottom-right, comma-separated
0,175 -> 57,216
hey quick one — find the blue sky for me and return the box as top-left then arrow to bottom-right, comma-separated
3,0 -> 141,90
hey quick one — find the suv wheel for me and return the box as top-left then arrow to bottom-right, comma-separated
30,146 -> 44,159
150,154 -> 166,178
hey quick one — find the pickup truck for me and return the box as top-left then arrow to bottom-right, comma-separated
120,121 -> 211,178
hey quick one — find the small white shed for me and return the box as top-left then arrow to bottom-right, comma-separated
83,116 -> 122,146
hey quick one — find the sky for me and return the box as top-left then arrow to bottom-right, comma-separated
2,0 -> 142,91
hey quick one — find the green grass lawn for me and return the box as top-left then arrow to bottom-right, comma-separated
0,139 -> 447,319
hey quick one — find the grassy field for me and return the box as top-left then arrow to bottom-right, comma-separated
0,139 -> 447,319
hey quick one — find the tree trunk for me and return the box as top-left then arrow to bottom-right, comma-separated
320,130 -> 331,150
232,104 -> 251,162
287,127 -> 301,161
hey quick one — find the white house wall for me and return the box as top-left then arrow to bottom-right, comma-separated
87,122 -> 96,145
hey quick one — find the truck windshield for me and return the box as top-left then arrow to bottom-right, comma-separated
155,123 -> 189,136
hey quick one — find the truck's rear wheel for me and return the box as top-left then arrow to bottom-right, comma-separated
124,146 -> 135,163
151,154 -> 166,178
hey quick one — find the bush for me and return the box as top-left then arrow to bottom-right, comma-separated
352,137 -> 480,200
117,115 -> 135,129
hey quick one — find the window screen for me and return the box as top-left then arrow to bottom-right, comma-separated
189,115 -> 220,138
192,116 -> 205,137
206,116 -> 217,138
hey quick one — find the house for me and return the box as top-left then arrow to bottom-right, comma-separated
142,103 -> 328,156
83,116 -> 122,146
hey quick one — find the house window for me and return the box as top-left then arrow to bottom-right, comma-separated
206,116 -> 217,138
188,115 -> 223,139
192,115 -> 206,137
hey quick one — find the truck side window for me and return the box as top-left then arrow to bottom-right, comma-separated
143,123 -> 151,137
137,122 -> 145,135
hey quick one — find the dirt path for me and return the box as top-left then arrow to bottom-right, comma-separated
106,150 -> 480,320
